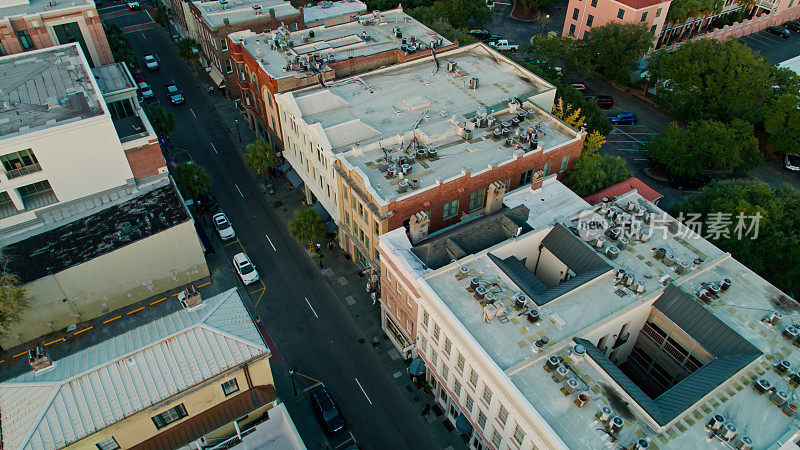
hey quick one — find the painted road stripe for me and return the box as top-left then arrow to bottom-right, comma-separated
13,351 -> 27,359
197,281 -> 212,288
355,378 -> 373,405
266,234 -> 276,251
74,326 -> 93,335
150,297 -> 167,305
210,141 -> 218,154
190,108 -> 197,118
235,184 -> 244,198
127,306 -> 146,315
103,315 -> 122,324
44,338 -> 64,347
305,297 -> 318,318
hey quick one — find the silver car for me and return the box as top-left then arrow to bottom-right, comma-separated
212,212 -> 235,241
233,253 -> 259,285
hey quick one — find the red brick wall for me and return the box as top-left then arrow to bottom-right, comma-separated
125,140 -> 166,180
379,248 -> 419,340
387,138 -> 584,232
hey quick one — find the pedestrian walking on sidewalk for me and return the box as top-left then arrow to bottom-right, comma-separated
365,282 -> 372,293
327,241 -> 334,252
371,291 -> 377,305
372,336 -> 380,348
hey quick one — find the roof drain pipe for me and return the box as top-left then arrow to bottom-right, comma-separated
533,242 -> 545,276
431,45 -> 439,73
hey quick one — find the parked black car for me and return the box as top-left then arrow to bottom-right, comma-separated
585,95 -> 614,109
767,26 -> 791,39
785,21 -> 800,33
310,386 -> 345,434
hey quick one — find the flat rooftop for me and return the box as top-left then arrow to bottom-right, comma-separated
193,0 -> 299,28
0,0 -> 94,18
92,62 -> 135,95
1,181 -> 189,283
304,0 -> 365,23
228,9 -> 451,80
0,44 -> 105,140
287,43 -> 572,203
385,179 -> 797,448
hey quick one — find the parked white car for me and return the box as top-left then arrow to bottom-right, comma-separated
143,54 -> 159,71
212,212 -> 236,241
489,39 -> 519,51
233,253 -> 259,285
138,82 -> 154,100
127,1 -> 140,9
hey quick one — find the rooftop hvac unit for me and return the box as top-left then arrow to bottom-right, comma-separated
456,266 -> 469,279
470,277 -> 480,289
772,390 -> 789,407
633,281 -> 646,294
654,247 -> 666,260
398,179 -> 408,193
663,253 -> 675,265
514,294 -> 526,309
484,293 -> 496,304
720,423 -> 738,442
791,371 -> 800,385
753,377 -> 771,394
608,416 -> 623,434
303,35 -> 310,43
387,166 -> 399,178
675,261 -> 690,275
597,406 -> 612,422
427,148 -> 438,159
401,163 -> 411,174
607,227 -> 621,240
735,436 -> 753,450
553,365 -> 569,382
446,60 -> 457,72
309,30 -> 315,38
475,285 -> 487,299
708,282 -> 721,296
615,268 -> 626,280
617,237 -> 629,249
721,278 -> 732,292
776,360 -> 791,376
767,311 -> 782,325
572,343 -> 587,359
605,245 -> 619,260
546,355 -> 560,371
469,77 -> 479,90
463,128 -> 473,140
564,378 -> 579,394
784,401 -> 799,417
706,413 -> 725,430
633,438 -> 649,450
526,309 -> 540,323
594,236 -> 606,249
416,148 -> 428,159
410,179 -> 419,189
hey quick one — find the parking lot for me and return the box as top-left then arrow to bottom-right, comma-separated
739,25 -> 800,63
99,3 -> 157,33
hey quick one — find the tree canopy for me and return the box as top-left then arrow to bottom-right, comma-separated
145,104 -> 176,138
645,119 -> 761,178
0,270 -> 27,335
244,140 -> 277,185
670,180 -> 800,296
104,24 -> 139,70
764,67 -> 800,155
289,208 -> 327,251
666,0 -> 723,22
177,38 -> 200,74
173,163 -> 212,200
648,39 -> 777,124
523,34 -> 588,77
563,131 -> 632,197
584,23 -> 653,85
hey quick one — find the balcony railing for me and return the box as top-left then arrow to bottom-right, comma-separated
5,163 -> 42,179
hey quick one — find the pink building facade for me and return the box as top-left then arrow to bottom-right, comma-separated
562,0 -> 671,41
0,0 -> 113,67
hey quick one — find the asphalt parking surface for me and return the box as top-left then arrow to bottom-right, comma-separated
739,26 -> 800,63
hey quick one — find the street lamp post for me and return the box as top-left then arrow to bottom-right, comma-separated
234,119 -> 242,143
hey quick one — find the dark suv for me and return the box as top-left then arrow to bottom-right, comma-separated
767,26 -> 791,39
310,386 -> 345,434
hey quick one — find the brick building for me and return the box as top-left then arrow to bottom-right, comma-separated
303,0 -> 366,27
187,0 -> 303,94
227,8 -> 455,150
0,0 -> 113,67
276,43 -> 586,270
562,0 -> 670,41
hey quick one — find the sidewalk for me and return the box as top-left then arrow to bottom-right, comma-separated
200,74 -> 468,449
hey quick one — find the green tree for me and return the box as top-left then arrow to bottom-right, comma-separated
645,119 -> 761,178
173,163 -> 212,200
177,38 -> 200,75
523,34 -> 589,77
648,39 -> 776,124
289,208 -> 327,251
516,0 -> 555,17
430,0 -> 491,28
244,140 -> 277,186
145,105 -> 176,138
584,22 -> 653,85
666,0 -> 723,22
563,131 -> 631,196
764,67 -> 800,156
104,24 -> 139,70
670,180 -> 800,295
154,5 -> 172,27
0,269 -> 28,335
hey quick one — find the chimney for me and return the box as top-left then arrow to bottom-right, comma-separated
484,181 -> 506,215
28,346 -> 53,372
530,170 -> 545,191
223,17 -> 230,26
269,7 -> 275,17
409,211 -> 430,244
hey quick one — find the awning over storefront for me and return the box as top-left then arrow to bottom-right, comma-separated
209,66 -> 226,88
326,221 -> 338,234
286,170 -> 303,189
456,413 -> 473,435
279,162 -> 292,174
312,202 -> 331,222
409,356 -> 426,376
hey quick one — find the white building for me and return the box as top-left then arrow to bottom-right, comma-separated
379,175 -> 798,449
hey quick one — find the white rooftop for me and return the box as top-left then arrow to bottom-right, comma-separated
0,288 -> 269,450
303,0 -> 365,23
383,179 -> 799,448
0,0 -> 94,18
92,62 -> 135,95
192,0 -> 299,28
229,9 -> 451,80
0,44 -> 105,141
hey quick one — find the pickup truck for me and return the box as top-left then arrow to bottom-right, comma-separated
489,40 -> 519,51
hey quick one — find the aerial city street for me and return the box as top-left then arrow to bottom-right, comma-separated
0,0 -> 799,448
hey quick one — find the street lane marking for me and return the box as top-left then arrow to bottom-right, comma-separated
13,351 -> 26,359
305,297 -> 318,318
255,280 -> 267,307
142,32 -> 147,40
265,234 -> 276,251
355,378 -> 373,405
190,108 -> 197,118
127,306 -> 145,315
145,9 -> 154,22
103,315 -> 122,324
73,326 -> 93,335
223,239 -> 240,247
235,184 -> 244,198
197,281 -> 212,288
210,141 -> 218,154
44,338 -> 64,347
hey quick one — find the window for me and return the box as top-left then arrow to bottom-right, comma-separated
500,177 -> 511,190
151,404 -> 188,429
491,429 -> 502,447
587,14 -> 594,26
456,354 -> 465,372
374,220 -> 380,235
271,117 -> 277,132
513,425 -> 526,445
560,155 -> 569,173
590,0 -> 597,6
221,378 -> 239,396
617,8 -> 625,18
420,335 -> 428,352
482,386 -> 493,405
406,319 -> 412,331
18,180 -> 52,197
2,149 -> 40,177
469,369 -> 478,387
220,38 -> 228,51
656,7 -> 662,16
95,437 -> 120,450
465,395 -> 474,414
423,310 -> 429,327
454,379 -> 462,397
641,11 -> 648,21
17,30 -> 34,50
651,25 -> 657,33
519,169 -> 533,186
569,24 -> 576,36
543,161 -> 551,176
358,201 -> 364,219
430,350 -> 438,367
443,338 -> 452,356
572,7 -> 580,19
225,59 -> 233,73
0,41 -> 6,57
478,411 -> 487,429
432,323 -> 441,341
396,282 -> 403,296
344,211 -> 350,229
468,188 -> 485,212
406,294 -> 412,307
441,366 -> 449,383
442,199 -> 459,220
498,405 -> 509,425
107,99 -> 135,121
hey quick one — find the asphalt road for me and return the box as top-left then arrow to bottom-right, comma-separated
121,19 -> 439,450
739,26 -> 800,64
